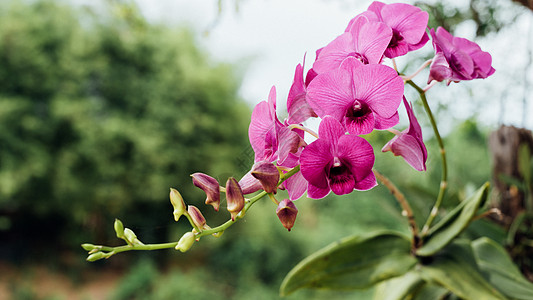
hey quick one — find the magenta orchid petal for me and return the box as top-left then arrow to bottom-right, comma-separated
283,171 -> 307,200
368,1 -> 429,58
382,97 -> 427,171
300,116 -> 376,198
352,64 -> 404,118
328,166 -> 356,195
313,33 -> 356,74
307,183 -> 331,199
354,170 -> 378,191
308,59 -> 402,136
344,110 -> 375,136
428,51 -> 452,83
299,139 -> 332,189
306,66 -> 355,120
277,126 -> 306,165
381,4 -> 429,44
352,21 -> 392,64
374,111 -> 399,130
287,60 -> 317,124
318,115 -> 346,145
428,27 -> 495,84
337,135 -> 375,181
238,170 -> 263,195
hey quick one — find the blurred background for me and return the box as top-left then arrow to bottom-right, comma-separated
0,0 -> 532,299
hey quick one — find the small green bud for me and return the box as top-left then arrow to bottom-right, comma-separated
81,243 -> 97,251
114,219 -> 125,239
123,228 -> 144,246
170,188 -> 187,221
175,231 -> 195,252
87,252 -> 106,262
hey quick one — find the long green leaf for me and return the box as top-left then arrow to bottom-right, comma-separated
373,270 -> 424,300
473,237 -> 533,299
419,240 -> 507,299
279,231 -> 416,296
417,182 -> 489,256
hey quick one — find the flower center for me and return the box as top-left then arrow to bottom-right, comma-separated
346,100 -> 370,119
348,52 -> 369,64
388,29 -> 404,48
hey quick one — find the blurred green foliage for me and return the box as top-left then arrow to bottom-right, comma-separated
0,0 -> 250,260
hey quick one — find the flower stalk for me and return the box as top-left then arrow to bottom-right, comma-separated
83,165 -> 301,260
406,80 -> 448,236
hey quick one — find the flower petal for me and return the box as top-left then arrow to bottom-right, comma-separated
306,67 -> 355,120
307,183 -> 330,199
300,139 -> 332,188
352,64 -> 404,118
336,134 -> 375,183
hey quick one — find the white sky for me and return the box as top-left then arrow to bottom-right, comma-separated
135,0 -> 533,131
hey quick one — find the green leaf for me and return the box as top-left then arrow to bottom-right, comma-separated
417,182 -> 489,256
279,231 -> 417,296
373,270 -> 424,300
419,239 -> 507,299
473,237 -> 533,299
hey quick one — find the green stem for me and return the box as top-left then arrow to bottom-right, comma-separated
88,165 -> 301,256
406,80 -> 448,237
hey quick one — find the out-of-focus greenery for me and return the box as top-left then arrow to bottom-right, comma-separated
0,0 -> 507,299
0,0 -> 250,260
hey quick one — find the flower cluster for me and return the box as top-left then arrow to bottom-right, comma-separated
238,1 -> 494,229
83,1 -> 496,262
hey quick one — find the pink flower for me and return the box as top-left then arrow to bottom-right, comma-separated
367,1 -> 429,58
300,116 -> 376,199
428,27 -> 495,84
248,86 -> 283,163
306,57 -> 403,135
286,58 -> 317,124
313,15 -> 392,74
382,97 -> 428,171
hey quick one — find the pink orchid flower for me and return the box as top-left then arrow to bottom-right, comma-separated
306,57 -> 404,135
428,27 -> 495,84
300,116 -> 376,199
312,14 -> 392,74
382,97 -> 428,171
367,1 -> 429,58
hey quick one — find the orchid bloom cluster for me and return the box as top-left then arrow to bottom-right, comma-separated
83,1 -> 495,260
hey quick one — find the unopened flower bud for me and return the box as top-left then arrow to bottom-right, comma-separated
175,231 -> 195,252
81,243 -> 98,252
276,199 -> 298,231
114,219 -> 125,239
191,173 -> 221,211
87,252 -> 106,262
251,161 -> 280,194
226,177 -> 245,221
170,188 -> 187,221
187,205 -> 206,229
124,228 -> 144,246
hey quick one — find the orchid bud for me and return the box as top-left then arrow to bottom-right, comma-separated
175,231 -> 195,252
191,173 -> 221,211
276,199 -> 298,231
187,205 -> 207,229
114,218 -> 125,239
86,252 -> 106,262
170,188 -> 187,221
251,161 -> 280,194
81,243 -> 98,252
124,228 -> 144,246
226,177 -> 245,221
